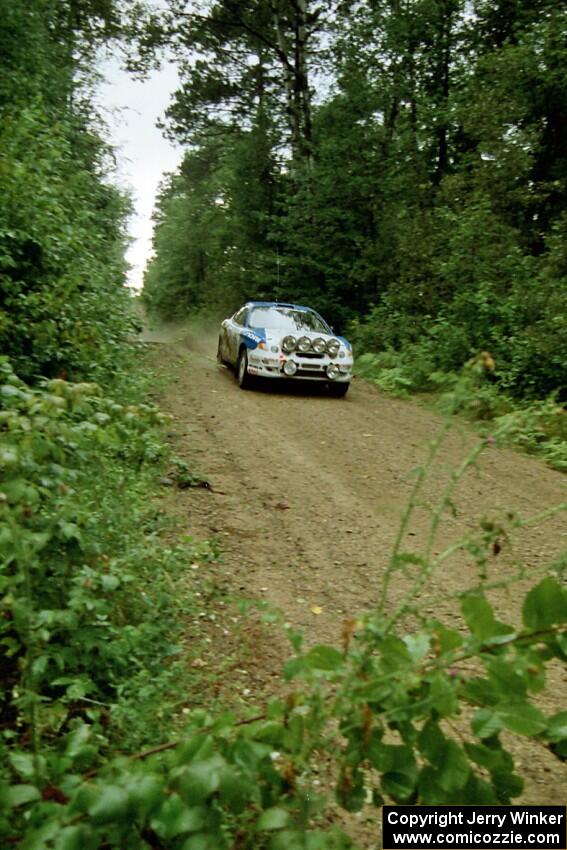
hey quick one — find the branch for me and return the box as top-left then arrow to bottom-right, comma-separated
83,713 -> 268,779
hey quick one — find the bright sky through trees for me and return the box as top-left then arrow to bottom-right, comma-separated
96,54 -> 181,290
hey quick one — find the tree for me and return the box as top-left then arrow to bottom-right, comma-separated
164,0 -> 330,167
0,0 -> 135,382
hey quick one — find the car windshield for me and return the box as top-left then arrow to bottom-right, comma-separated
248,307 -> 330,334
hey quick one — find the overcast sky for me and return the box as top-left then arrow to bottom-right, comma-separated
95,54 -> 182,290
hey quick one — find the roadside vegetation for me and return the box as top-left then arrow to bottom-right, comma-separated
1,0 -> 566,847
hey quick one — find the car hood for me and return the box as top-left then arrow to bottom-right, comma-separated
249,327 -> 352,351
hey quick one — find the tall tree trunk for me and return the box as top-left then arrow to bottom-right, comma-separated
274,0 -> 314,168
295,0 -> 313,168
274,10 -> 301,160
433,6 -> 452,185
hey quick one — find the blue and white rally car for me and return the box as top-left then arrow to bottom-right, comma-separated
217,302 -> 353,396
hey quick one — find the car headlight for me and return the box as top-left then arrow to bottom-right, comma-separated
326,338 -> 340,357
297,336 -> 311,353
283,360 -> 298,376
312,337 -> 326,354
282,335 -> 296,353
326,363 -> 340,379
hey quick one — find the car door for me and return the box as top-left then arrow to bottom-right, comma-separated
226,307 -> 248,365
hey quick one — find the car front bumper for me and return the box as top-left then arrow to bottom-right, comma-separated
246,351 -> 352,383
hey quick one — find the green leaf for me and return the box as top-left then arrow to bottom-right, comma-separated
487,658 -> 527,698
546,710 -> 567,742
270,831 -> 304,850
459,774 -> 498,805
6,784 -> 41,807
523,577 -> 567,630
257,807 -> 291,830
8,751 -> 42,781
175,733 -> 215,764
382,770 -> 417,803
378,635 -> 412,671
180,834 -> 219,850
127,774 -> 164,815
437,741 -> 470,791
303,645 -> 345,672
64,723 -> 92,759
58,521 -> 82,542
471,708 -> 503,739
283,714 -> 304,752
336,767 -> 366,812
101,574 -> 120,591
404,633 -> 430,662
461,593 -> 512,640
465,741 -> 507,771
430,622 -> 463,653
232,739 -> 272,770
53,825 -> 91,850
218,765 -> 258,813
417,766 -> 446,805
246,720 -> 284,745
492,768 -> 524,802
497,701 -> 547,736
378,747 -> 417,803
152,796 -> 207,839
418,720 -> 447,762
367,742 -> 396,772
283,657 -> 306,679
88,785 -> 131,824
463,676 -> 500,706
176,756 -> 224,804
428,671 -> 458,716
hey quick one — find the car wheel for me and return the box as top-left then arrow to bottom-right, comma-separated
328,381 -> 350,398
237,347 -> 254,389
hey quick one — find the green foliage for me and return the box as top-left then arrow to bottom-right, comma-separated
4,561 -> 565,845
0,355 -> 227,840
0,100 -> 135,383
0,0 -> 137,385
0,358 -> 187,737
492,398 -> 567,471
143,129 -> 279,320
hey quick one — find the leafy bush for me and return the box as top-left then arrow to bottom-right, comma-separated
0,102 -> 135,385
0,358 -> 214,800
492,398 -> 567,471
354,350 -> 437,397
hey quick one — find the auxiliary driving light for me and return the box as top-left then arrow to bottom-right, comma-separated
282,335 -> 296,353
297,336 -> 311,353
326,338 -> 340,357
312,337 -> 326,354
283,360 -> 298,376
326,363 -> 340,379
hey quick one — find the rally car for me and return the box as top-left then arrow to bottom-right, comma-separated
217,302 -> 353,396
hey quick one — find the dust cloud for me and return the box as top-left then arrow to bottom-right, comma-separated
138,316 -> 221,358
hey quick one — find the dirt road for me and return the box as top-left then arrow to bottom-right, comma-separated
148,324 -> 566,808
